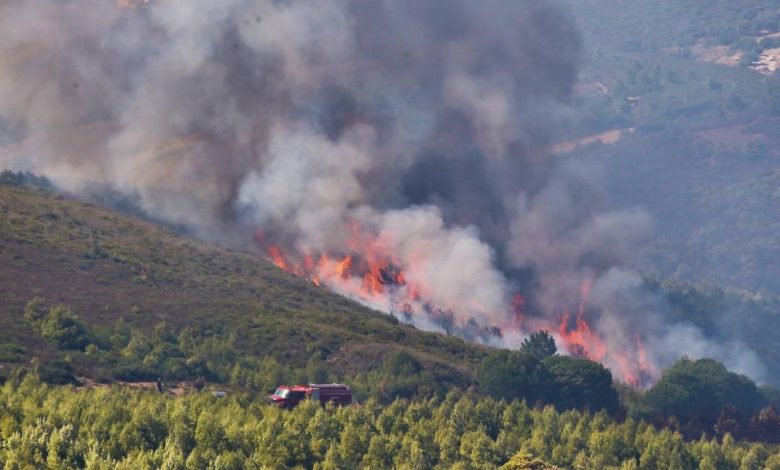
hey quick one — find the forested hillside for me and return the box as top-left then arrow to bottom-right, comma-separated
565,0 -> 780,53
0,179 -> 625,413
556,0 -> 780,297
1,179 -> 780,451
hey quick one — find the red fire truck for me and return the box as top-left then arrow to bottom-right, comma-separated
268,383 -> 352,409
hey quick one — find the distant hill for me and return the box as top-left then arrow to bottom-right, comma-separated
563,0 -> 780,54
552,0 -> 780,297
541,0 -> 780,384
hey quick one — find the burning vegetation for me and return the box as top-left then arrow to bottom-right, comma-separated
1,0 -> 767,390
259,221 -> 655,386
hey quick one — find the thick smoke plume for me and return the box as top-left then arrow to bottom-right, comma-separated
0,0 -> 767,384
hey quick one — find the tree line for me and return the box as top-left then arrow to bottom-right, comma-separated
1,375 -> 780,469
10,300 -> 780,447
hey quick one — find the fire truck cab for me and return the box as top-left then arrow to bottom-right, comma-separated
268,383 -> 352,409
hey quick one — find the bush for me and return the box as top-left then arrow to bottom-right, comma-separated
0,170 -> 52,189
24,299 -> 92,351
478,338 -> 620,413
543,355 -> 620,414
0,343 -> 26,363
39,306 -> 91,351
23,297 -> 49,322
520,331 -> 557,359
637,357 -> 767,437
36,359 -> 79,385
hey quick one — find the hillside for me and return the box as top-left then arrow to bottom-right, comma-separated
3,180 -> 780,463
552,0 -> 780,296
564,0 -> 780,54
4,1 -> 780,467
0,183 -> 486,397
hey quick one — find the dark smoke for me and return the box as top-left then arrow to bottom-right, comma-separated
0,0 -> 767,382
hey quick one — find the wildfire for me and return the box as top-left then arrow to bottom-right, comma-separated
556,280 -> 606,361
267,245 -> 408,296
262,221 -> 415,311
511,293 -> 526,329
268,245 -> 290,271
260,225 -> 656,387
617,336 -> 654,388
553,280 -> 655,386
557,307 -> 607,361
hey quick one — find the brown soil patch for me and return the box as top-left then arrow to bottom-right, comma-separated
550,127 -> 636,155
691,44 -> 742,67
694,123 -> 767,149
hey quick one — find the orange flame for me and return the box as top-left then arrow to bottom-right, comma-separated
268,245 -> 290,271
264,222 -> 413,303
557,308 -> 607,361
263,227 -> 656,387
607,334 -> 654,387
556,284 -> 655,387
555,280 -> 607,361
335,256 -> 352,277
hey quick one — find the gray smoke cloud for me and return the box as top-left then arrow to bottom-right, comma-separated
0,0 -> 767,383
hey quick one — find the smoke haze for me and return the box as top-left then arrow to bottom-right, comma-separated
0,0 -> 767,383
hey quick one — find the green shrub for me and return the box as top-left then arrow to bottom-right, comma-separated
0,170 -> 52,189
0,343 -> 26,363
38,305 -> 91,351
24,299 -> 92,351
23,297 -> 49,322
36,359 -> 79,385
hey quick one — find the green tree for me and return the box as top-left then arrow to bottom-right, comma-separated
362,434 -> 395,469
638,429 -> 696,470
640,358 -> 766,436
460,429 -> 499,467
23,297 -> 49,322
39,305 -> 91,350
520,331 -> 557,359
544,355 -> 620,414
478,350 -> 552,404
500,452 -> 561,470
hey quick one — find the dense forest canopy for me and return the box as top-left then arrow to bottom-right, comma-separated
1,376 -> 780,470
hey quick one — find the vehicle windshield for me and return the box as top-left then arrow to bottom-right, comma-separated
273,388 -> 289,398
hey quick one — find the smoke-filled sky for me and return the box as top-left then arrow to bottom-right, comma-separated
0,0 -> 768,384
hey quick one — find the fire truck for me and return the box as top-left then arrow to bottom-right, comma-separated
267,383 -> 352,409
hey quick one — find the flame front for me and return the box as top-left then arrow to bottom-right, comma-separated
264,222 -> 419,311
261,223 -> 657,386
557,308 -> 607,361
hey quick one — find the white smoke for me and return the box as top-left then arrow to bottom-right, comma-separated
0,0 -> 768,384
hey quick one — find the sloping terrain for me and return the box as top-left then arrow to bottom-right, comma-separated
0,184 -> 485,394
552,0 -> 780,296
